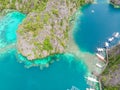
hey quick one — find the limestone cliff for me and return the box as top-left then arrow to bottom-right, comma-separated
17,0 -> 93,60
0,0 -> 93,60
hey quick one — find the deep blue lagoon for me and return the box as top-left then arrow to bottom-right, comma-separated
74,1 -> 120,53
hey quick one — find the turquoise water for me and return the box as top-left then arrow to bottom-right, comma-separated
74,1 -> 120,53
0,12 -> 25,48
0,50 -> 88,90
0,12 -> 89,90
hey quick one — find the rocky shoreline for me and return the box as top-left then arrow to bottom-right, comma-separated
110,0 -> 120,8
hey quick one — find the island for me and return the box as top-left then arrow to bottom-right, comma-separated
17,0 -> 93,60
0,0 -> 93,60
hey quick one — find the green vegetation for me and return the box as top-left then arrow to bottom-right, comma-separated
0,0 -> 92,14
70,0 -> 93,8
17,13 -> 44,36
0,0 -> 48,14
102,55 -> 120,75
101,44 -> 120,90
43,37 -> 53,51
52,9 -> 59,16
43,13 -> 50,24
103,86 -> 120,90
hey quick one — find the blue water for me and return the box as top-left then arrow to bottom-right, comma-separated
0,12 -> 89,90
74,2 -> 120,53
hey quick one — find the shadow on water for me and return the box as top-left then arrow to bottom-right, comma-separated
108,4 -> 120,12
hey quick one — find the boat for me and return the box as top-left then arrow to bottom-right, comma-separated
97,48 -> 104,52
113,32 -> 119,38
96,53 -> 105,61
85,76 -> 98,83
108,37 -> 114,42
86,88 -> 95,90
96,63 -> 102,68
104,42 -> 109,48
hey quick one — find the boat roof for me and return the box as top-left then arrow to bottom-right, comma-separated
85,76 -> 98,82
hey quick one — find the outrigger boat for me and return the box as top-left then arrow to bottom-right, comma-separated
96,53 -> 106,62
96,63 -> 102,68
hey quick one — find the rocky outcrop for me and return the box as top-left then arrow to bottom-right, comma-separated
0,0 -> 93,60
110,0 -> 120,7
17,0 -> 93,60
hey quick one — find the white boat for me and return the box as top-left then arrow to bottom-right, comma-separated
105,42 -> 109,47
108,37 -> 114,42
113,32 -> 119,38
97,48 -> 104,52
85,76 -> 98,83
86,88 -> 95,90
96,63 -> 102,68
96,53 -> 105,61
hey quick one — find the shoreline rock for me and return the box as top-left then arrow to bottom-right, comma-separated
110,0 -> 120,8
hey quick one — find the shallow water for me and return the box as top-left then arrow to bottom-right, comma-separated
0,12 -> 25,48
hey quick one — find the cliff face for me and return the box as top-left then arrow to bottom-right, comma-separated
0,0 -> 93,60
